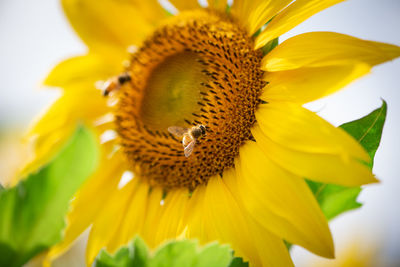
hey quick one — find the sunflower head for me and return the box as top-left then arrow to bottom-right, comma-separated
114,9 -> 265,189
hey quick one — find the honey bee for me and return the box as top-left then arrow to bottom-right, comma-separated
102,72 -> 131,96
168,125 -> 206,157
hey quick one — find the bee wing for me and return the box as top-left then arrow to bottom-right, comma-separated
184,140 -> 196,157
168,126 -> 187,137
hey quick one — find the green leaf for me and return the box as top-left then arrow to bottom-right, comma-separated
95,237 -> 233,267
195,243 -> 233,267
307,100 -> 387,221
0,126 -> 99,267
307,181 -> 362,220
96,237 -> 148,267
340,100 -> 387,168
228,257 -> 249,267
150,240 -> 197,267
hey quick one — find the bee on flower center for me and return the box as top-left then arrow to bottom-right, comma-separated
102,72 -> 132,96
168,125 -> 206,157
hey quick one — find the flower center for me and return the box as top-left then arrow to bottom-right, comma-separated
140,52 -> 207,131
115,9 -> 265,189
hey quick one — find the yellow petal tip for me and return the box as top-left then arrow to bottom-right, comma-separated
318,236 -> 335,259
367,173 -> 380,184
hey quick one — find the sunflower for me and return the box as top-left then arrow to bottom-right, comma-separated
24,0 -> 400,266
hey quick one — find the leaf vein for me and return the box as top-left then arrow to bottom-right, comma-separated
358,105 -> 384,143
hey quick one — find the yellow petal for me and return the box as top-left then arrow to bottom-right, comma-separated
255,0 -> 345,49
263,32 -> 400,71
86,178 -> 138,265
20,123 -> 75,179
44,54 -> 122,87
140,187 -> 164,249
128,0 -> 170,25
262,63 -> 371,104
248,219 -> 294,267
21,87 -> 108,176
203,176 -> 261,265
207,0 -> 228,11
30,86 -> 107,137
260,32 -> 400,103
252,125 -> 378,186
256,102 -> 370,162
223,169 -> 294,267
235,142 -> 334,258
185,184 -> 208,241
107,181 -> 149,252
231,0 -> 292,35
186,172 -> 294,266
153,188 -> 189,245
44,151 -> 126,265
169,0 -> 200,11
62,0 -> 154,54
200,175 -> 294,266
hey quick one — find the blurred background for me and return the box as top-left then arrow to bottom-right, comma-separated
0,0 -> 399,266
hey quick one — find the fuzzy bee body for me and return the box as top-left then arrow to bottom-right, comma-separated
168,125 -> 206,157
102,73 -> 131,96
